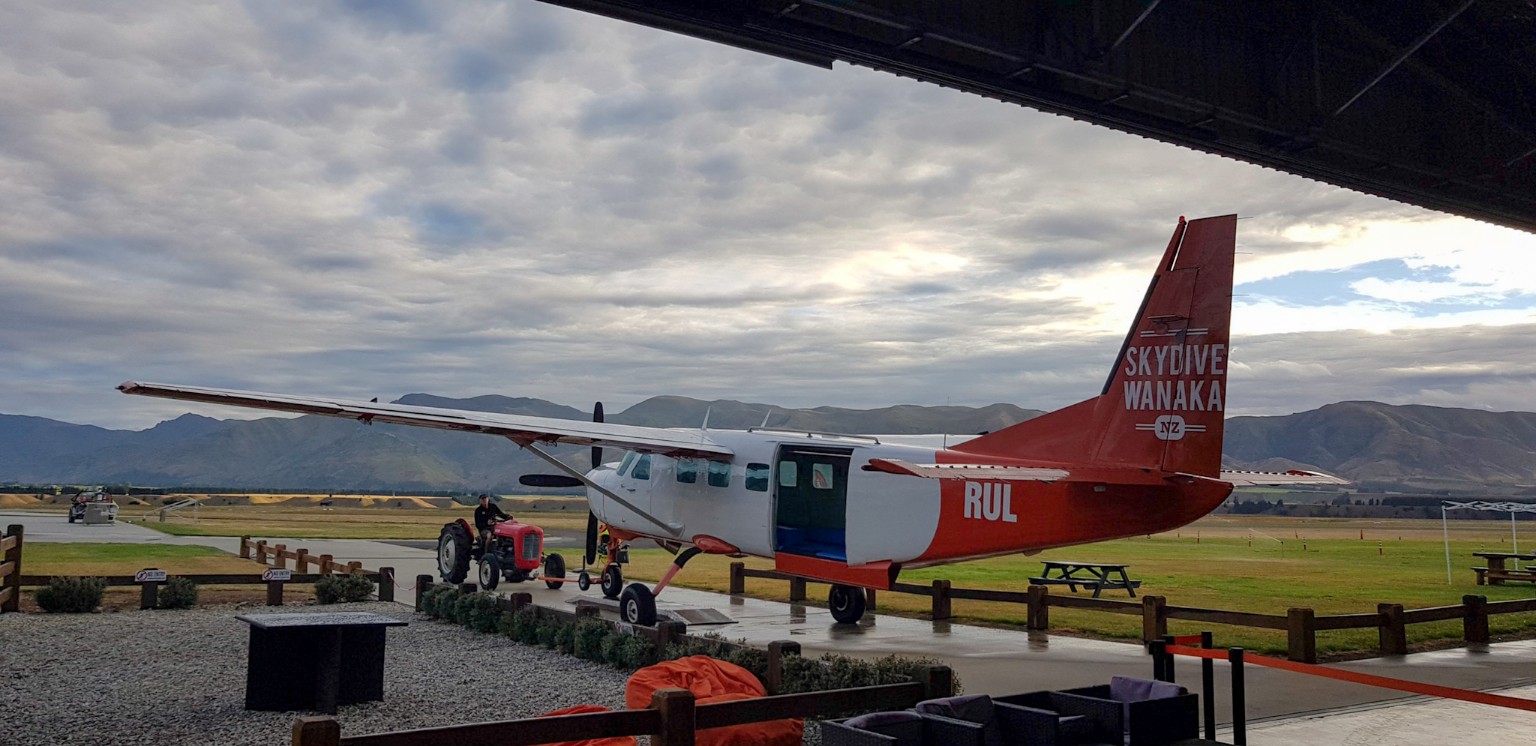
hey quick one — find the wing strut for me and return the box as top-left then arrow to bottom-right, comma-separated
518,440 -> 682,537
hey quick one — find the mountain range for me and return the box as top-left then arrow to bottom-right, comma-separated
4,396 -> 1535,493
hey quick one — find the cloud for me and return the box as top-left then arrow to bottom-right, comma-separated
1,2 -> 1534,432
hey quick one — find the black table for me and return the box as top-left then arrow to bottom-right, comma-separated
237,611 -> 406,713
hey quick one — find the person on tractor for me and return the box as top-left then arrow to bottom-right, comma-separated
474,493 -> 511,552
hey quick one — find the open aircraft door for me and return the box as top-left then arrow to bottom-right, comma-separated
771,446 -> 853,562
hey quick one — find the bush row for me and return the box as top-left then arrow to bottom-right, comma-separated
416,585 -> 959,693
31,573 -> 373,613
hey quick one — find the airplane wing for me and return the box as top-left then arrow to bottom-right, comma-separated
117,381 -> 733,460
1217,469 -> 1350,486
864,458 -> 1069,482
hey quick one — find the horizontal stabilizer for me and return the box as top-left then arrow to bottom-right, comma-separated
864,458 -> 1069,482
1217,469 -> 1350,486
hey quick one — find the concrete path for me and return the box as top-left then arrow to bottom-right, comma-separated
10,510 -> 1535,743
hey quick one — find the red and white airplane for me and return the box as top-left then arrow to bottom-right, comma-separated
119,214 -> 1342,625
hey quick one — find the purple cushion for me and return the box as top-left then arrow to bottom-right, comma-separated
1109,676 -> 1187,703
845,711 -> 922,728
915,695 -> 1000,746
844,711 -> 923,746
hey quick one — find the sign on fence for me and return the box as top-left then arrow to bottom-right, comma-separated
262,568 -> 292,581
134,569 -> 168,583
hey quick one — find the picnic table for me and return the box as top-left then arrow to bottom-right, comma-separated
1471,552 -> 1536,585
237,611 -> 406,713
1029,560 -> 1141,598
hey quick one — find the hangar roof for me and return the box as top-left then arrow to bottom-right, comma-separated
540,0 -> 1536,233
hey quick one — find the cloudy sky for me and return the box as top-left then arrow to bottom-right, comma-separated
4,2 -> 1535,431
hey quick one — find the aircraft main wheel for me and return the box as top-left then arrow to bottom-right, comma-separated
601,565 -> 624,599
544,553 -> 566,590
577,571 -> 591,591
437,523 -> 472,584
619,583 -> 657,626
478,555 -> 501,591
828,584 -> 866,625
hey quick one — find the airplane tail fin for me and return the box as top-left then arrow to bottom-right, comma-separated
953,215 -> 1237,477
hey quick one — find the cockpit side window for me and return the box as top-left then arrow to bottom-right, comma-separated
632,454 -> 652,481
617,452 -> 637,477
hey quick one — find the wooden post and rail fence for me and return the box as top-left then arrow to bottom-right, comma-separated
0,524 -> 22,613
12,535 -> 393,610
731,561 -> 1536,664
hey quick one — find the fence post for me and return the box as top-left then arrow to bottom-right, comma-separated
788,576 -> 806,603
1229,648 -> 1247,746
346,561 -> 363,575
273,544 -> 287,569
294,549 -> 309,573
1286,608 -> 1317,663
292,716 -> 341,746
1,524 -> 22,613
1200,631 -> 1216,741
766,640 -> 800,695
1377,603 -> 1407,656
729,562 -> 745,595
509,592 -> 532,613
652,688 -> 696,746
655,620 -> 685,649
1026,584 -> 1049,630
239,535 -> 252,560
319,555 -> 334,575
267,577 -> 285,606
415,575 -> 433,611
917,664 -> 955,699
1142,595 -> 1167,641
139,574 -> 160,610
255,541 -> 268,564
931,579 -> 952,620
865,588 -> 877,611
1463,594 -> 1490,644
1149,639 -> 1169,681
377,568 -> 395,602
459,582 -> 478,595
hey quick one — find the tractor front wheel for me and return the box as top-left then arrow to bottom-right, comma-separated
577,571 -> 591,591
478,555 -> 502,591
543,553 -> 566,590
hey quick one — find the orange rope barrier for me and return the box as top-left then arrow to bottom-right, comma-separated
1165,645 -> 1536,713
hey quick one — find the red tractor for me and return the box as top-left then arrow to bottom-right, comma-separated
436,517 -> 567,592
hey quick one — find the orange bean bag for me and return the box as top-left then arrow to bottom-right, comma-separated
537,704 -> 637,746
625,656 -> 802,746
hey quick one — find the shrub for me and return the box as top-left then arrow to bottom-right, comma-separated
316,573 -> 375,605
157,577 -> 198,609
535,617 -> 560,648
450,593 -> 479,625
510,605 -> 539,644
463,593 -> 503,633
617,634 -> 657,669
495,611 -> 517,637
600,633 -> 624,666
420,585 -> 458,619
720,646 -> 768,681
554,621 -> 577,654
574,618 -> 611,661
35,577 -> 106,613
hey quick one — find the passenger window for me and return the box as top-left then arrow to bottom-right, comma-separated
778,461 -> 797,488
676,458 -> 699,484
632,455 -> 651,481
745,463 -> 770,492
812,463 -> 834,490
707,461 -> 730,488
617,452 -> 636,477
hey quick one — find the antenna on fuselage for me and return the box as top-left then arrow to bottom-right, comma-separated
759,410 -> 773,428
701,406 -> 712,430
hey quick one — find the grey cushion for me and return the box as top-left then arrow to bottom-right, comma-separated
915,696 -> 1001,746
1109,676 -> 1187,703
843,711 -> 923,746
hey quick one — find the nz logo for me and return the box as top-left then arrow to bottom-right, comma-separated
1135,414 -> 1207,441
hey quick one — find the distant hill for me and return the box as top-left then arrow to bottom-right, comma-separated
5,397 -> 1535,492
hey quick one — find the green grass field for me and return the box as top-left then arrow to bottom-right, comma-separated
23,543 -> 263,576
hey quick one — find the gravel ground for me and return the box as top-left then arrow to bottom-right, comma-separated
0,602 -> 632,746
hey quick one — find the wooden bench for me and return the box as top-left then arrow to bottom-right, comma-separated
1472,566 -> 1536,585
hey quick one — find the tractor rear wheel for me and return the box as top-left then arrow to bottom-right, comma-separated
437,523 -> 472,584
543,553 -> 566,589
478,555 -> 502,591
828,584 -> 866,625
620,583 -> 657,626
601,564 -> 624,599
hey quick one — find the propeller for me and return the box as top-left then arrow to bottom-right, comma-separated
587,401 -> 604,567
